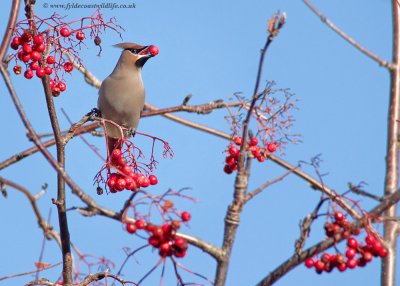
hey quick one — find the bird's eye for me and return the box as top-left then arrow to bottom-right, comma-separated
127,48 -> 139,54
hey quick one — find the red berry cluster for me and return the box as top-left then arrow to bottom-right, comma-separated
106,148 -> 158,193
305,211 -> 388,273
126,211 -> 191,258
10,30 -> 74,97
223,136 -> 277,174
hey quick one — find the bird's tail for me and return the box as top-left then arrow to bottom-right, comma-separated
107,137 -> 122,158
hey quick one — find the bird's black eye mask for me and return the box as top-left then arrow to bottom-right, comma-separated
125,47 -> 146,54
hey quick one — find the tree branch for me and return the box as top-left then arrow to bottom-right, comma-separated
0,0 -> 21,62
214,13 -> 286,286
244,165 -> 298,203
256,190 -> 400,286
303,0 -> 394,69
381,1 -> 400,285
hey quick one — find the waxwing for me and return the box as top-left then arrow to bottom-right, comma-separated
98,42 -> 159,155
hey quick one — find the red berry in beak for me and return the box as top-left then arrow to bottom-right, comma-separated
148,45 -> 159,56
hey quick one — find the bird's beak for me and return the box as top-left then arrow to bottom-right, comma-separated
138,45 -> 159,57
135,45 -> 159,67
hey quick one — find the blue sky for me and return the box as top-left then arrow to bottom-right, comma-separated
0,0 -> 397,285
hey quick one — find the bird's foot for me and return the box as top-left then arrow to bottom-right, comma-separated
87,108 -> 101,119
128,128 -> 136,137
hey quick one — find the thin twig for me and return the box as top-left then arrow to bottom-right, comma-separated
0,262 -> 62,282
244,164 -> 298,203
303,0 -> 394,69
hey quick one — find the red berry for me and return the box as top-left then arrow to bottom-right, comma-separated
33,43 -> 45,52
145,223 -> 156,233
111,148 -> 122,160
148,45 -> 159,56
233,136 -> 243,146
162,223 -> 172,234
249,137 -> 258,146
351,227 -> 361,235
228,145 -> 239,157
365,234 -> 376,245
60,27 -> 71,37
181,211 -> 191,222
126,223 -> 136,234
140,176 -> 150,188
44,66 -> 53,75
363,251 -> 373,262
174,249 -> 187,258
337,263 -> 347,272
267,142 -> 277,153
30,51 -> 41,62
378,247 -> 388,258
334,254 -> 345,264
321,253 -> 330,263
171,220 -> 181,230
345,247 -> 357,259
149,174 -> 158,185
334,211 -> 345,222
347,237 -> 358,249
174,237 -> 188,250
12,36 -> 22,46
304,258 -> 315,268
10,42 -> 19,50
36,68 -> 45,78
76,31 -> 85,41
160,242 -> 171,253
52,87 -> 61,97
21,52 -> 31,62
22,43 -> 32,53
46,56 -> 56,64
24,69 -> 34,79
251,146 -> 260,157
57,82 -> 66,92
49,79 -> 55,89
63,62 -> 73,72
314,260 -> 325,272
257,155 -> 265,162
115,177 -> 126,191
135,219 -> 146,229
33,34 -> 45,45
357,258 -> 367,267
151,226 -> 164,238
347,259 -> 357,269
125,176 -> 136,190
13,65 -> 22,75
29,61 -> 39,70
21,31 -> 32,42
17,51 -> 23,60
224,165 -> 233,174
107,178 -> 116,189
225,155 -> 236,166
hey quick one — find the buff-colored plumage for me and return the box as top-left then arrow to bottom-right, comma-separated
98,42 -> 156,154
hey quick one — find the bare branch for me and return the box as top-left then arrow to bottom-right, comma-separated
0,0 -> 21,61
381,1 -> 400,285
303,0 -> 394,69
244,165 -> 298,203
0,262 -> 62,282
215,12 -> 286,286
256,190 -> 400,286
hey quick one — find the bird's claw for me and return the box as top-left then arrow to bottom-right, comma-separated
87,108 -> 101,119
128,128 -> 136,137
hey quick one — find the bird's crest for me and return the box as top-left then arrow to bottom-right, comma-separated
113,42 -> 146,50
